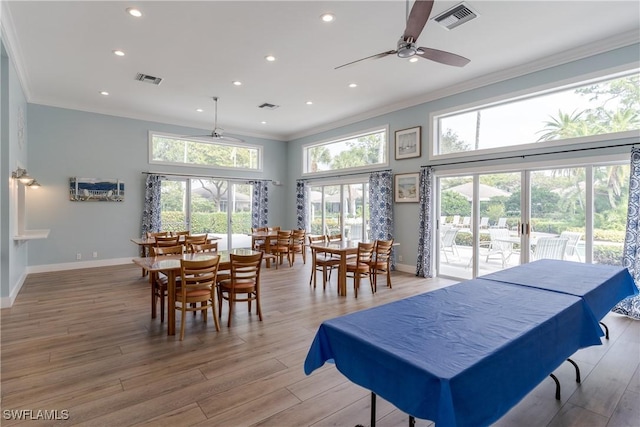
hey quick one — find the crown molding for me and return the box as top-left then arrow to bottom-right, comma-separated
1,3 -> 32,101
285,30 -> 640,141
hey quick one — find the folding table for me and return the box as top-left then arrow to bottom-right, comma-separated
304,262 -> 637,427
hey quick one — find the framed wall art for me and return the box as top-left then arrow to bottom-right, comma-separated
69,177 -> 124,202
395,126 -> 421,160
394,173 -> 419,203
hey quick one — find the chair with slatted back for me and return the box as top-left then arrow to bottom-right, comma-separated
290,229 -> 307,265
146,231 -> 168,238
177,256 -> 220,340
171,230 -> 190,237
150,244 -> 184,322
309,235 -> 340,289
185,234 -> 208,253
217,252 -> 264,327
346,242 -> 375,298
189,242 -> 218,254
154,235 -> 181,247
270,230 -> 293,268
251,227 -> 268,251
533,237 -> 568,261
369,239 -> 394,292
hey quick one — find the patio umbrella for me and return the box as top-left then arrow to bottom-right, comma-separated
445,182 -> 511,201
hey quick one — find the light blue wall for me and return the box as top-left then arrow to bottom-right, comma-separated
26,105 -> 288,267
1,37 -> 29,304
287,44 -> 640,269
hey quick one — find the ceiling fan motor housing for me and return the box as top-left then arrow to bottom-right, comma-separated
397,38 -> 417,58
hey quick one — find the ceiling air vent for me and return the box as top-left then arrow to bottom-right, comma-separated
433,3 -> 478,30
135,73 -> 163,85
258,102 -> 279,110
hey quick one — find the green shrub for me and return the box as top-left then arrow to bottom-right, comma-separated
593,245 -> 623,266
161,211 -> 252,234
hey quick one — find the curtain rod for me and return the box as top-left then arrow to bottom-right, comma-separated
423,142 -> 637,168
300,168 -> 392,181
142,171 -> 272,182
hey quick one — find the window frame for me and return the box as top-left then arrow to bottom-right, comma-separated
148,131 -> 263,172
302,125 -> 390,177
429,67 -> 639,162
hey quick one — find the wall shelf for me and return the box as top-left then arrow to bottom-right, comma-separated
14,229 -> 50,241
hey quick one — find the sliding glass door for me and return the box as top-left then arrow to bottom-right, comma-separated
437,159 -> 628,280
161,177 -> 253,250
309,181 -> 370,239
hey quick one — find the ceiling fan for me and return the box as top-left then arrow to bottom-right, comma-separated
335,0 -> 470,70
189,96 -> 244,143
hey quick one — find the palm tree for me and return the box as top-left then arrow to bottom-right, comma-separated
536,109 -> 588,141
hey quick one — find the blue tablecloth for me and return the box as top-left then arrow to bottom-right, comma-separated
482,260 -> 638,320
304,278 -> 604,427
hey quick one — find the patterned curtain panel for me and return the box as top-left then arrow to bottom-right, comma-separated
296,180 -> 309,231
369,171 -> 394,268
251,180 -> 269,228
416,167 -> 434,278
141,174 -> 162,237
612,147 -> 640,319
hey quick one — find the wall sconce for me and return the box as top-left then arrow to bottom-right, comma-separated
27,179 -> 41,189
11,167 -> 37,186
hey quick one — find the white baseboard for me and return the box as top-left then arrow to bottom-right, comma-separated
394,263 -> 415,274
0,272 -> 27,308
26,257 -> 133,274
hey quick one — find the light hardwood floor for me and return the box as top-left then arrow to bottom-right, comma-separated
1,260 -> 639,426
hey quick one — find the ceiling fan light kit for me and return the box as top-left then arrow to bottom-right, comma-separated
187,97 -> 244,143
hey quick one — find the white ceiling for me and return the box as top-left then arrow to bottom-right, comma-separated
3,1 -> 639,141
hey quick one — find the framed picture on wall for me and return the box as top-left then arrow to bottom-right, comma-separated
395,126 -> 421,160
394,173 -> 419,203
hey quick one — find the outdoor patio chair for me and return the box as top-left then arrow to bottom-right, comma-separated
486,228 -> 514,268
560,231 -> 583,261
532,237 -> 568,261
440,228 -> 459,263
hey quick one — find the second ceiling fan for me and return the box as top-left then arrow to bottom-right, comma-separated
335,0 -> 470,70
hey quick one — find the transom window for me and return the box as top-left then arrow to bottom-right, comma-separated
303,126 -> 388,175
149,132 -> 262,171
433,70 -> 639,157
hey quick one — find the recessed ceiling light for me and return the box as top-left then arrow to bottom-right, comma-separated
409,57 -> 419,63
348,83 -> 358,88
261,121 -> 267,124
113,50 -> 125,57
265,55 -> 276,62
306,101 -> 313,105
126,7 -> 142,17
100,91 -> 109,96
232,81 -> 242,86
321,13 -> 335,22
196,108 -> 204,113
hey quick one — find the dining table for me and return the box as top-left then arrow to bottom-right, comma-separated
308,240 -> 363,296
131,234 -> 221,275
249,231 -> 281,267
132,248 -> 261,336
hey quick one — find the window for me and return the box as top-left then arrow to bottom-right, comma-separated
303,127 -> 388,175
433,71 -> 639,157
150,132 -> 262,171
308,181 -> 370,241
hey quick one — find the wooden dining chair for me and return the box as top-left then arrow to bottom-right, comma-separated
150,244 -> 184,322
146,231 -> 168,238
369,239 -> 394,292
185,234 -> 208,252
271,230 -> 293,268
154,235 -> 181,247
346,242 -> 375,298
189,242 -> 218,253
251,226 -> 268,251
289,229 -> 307,265
171,230 -> 190,237
176,256 -> 221,340
217,252 -> 264,327
308,235 -> 340,289
268,226 -> 281,232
